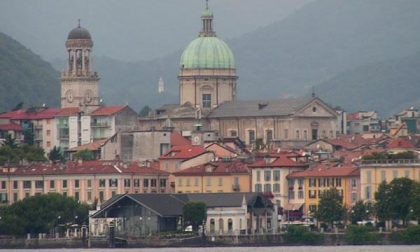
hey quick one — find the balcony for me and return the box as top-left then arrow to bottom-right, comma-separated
361,159 -> 420,167
91,122 -> 110,128
232,184 -> 240,191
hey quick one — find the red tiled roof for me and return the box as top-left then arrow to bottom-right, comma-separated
248,154 -> 307,168
11,108 -> 60,120
160,145 -> 208,160
387,138 -> 416,149
91,106 -> 127,116
173,160 -> 249,176
288,163 -> 358,178
0,108 -> 61,120
347,113 -> 360,121
68,139 -> 108,152
0,160 -> 170,176
0,109 -> 26,119
0,122 -> 23,131
170,132 -> 191,146
327,134 -> 382,150
56,107 -> 80,116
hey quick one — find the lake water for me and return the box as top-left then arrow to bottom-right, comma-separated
1,246 -> 420,252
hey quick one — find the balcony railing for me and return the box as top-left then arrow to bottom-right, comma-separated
91,122 -> 110,128
361,159 -> 420,166
232,184 -> 240,191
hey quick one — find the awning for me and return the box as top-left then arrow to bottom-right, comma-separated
283,203 -> 303,211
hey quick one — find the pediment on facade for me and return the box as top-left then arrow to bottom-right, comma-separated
294,98 -> 338,118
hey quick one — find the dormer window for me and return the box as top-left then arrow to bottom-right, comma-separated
312,106 -> 317,112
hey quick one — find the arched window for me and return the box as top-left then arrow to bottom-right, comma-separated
296,130 -> 300,140
228,218 -> 233,233
218,218 -> 224,233
210,219 -> 215,233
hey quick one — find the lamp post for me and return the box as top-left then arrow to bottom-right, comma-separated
56,216 -> 61,238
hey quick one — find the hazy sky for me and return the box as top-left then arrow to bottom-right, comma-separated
0,0 -> 312,62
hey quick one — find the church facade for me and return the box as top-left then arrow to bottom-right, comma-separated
138,4 -> 339,148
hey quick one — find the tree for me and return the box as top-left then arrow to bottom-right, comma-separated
2,134 -> 17,148
48,146 -> 64,162
182,201 -> 207,232
0,193 -> 89,236
73,149 -> 95,161
350,200 -> 374,224
315,188 -> 345,227
139,105 -> 151,117
376,178 -> 415,226
411,182 -> 420,222
12,102 -> 24,111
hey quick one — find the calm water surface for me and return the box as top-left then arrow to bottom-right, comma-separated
2,246 -> 420,252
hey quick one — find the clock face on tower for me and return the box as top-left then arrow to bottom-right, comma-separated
84,89 -> 93,103
65,90 -> 74,103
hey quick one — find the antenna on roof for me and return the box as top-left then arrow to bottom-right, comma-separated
311,86 -> 316,98
78,19 -> 81,28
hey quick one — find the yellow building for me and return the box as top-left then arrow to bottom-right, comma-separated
288,163 -> 360,215
359,159 -> 420,202
173,160 -> 250,193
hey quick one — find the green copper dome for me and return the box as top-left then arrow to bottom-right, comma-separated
180,36 -> 235,69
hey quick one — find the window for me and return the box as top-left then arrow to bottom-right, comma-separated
124,179 -> 131,188
264,170 -> 271,181
1,181 -> 6,189
329,130 -> 334,138
75,192 -> 80,201
87,191 -> 92,201
186,178 -> 191,187
381,171 -> 386,182
13,193 -> 18,202
309,190 -> 316,199
404,170 -> 410,178
178,178 -> 183,186
218,178 -> 223,186
351,192 -> 357,203
75,180 -> 80,188
303,130 -> 308,140
312,129 -> 318,140
112,191 -> 116,197
256,171 -> 261,182
46,129 -> 51,136
289,190 -> 295,200
366,171 -> 372,184
312,106 -> 317,112
194,178 -> 199,186
50,180 -> 55,189
298,179 -> 304,188
284,129 -> 289,139
202,94 -> 211,108
206,177 -> 211,186
99,179 -> 105,188
248,130 -> 255,143
296,130 -> 300,140
266,129 -> 273,143
99,191 -> 104,202
143,179 -> 149,188
35,180 -> 43,189
309,178 -> 316,187
352,178 -> 357,188
298,190 -> 304,199
230,130 -> 237,137
273,170 -> 280,181
134,179 -> 140,188
46,141 -> 51,147
0,193 -> 8,203
109,179 -> 118,187
228,218 -> 233,232
335,178 -> 342,187
13,181 -> 18,189
392,170 -> 398,179
255,184 -> 262,192
160,179 -> 166,188
273,183 -> 280,192
365,186 -> 371,200
87,179 -> 92,188
264,184 -> 271,192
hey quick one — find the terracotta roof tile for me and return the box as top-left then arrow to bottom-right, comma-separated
0,161 -> 169,176
91,106 -> 127,116
248,154 -> 307,168
387,138 -> 416,149
56,107 -> 80,116
173,160 -> 249,176
0,122 -> 23,131
68,139 -> 108,152
160,145 -> 208,160
288,163 -> 358,178
170,132 -> 191,146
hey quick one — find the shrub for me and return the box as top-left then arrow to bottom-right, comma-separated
284,225 -> 320,245
392,225 -> 420,244
345,225 -> 377,245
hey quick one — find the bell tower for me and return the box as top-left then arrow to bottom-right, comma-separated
61,20 -> 100,109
